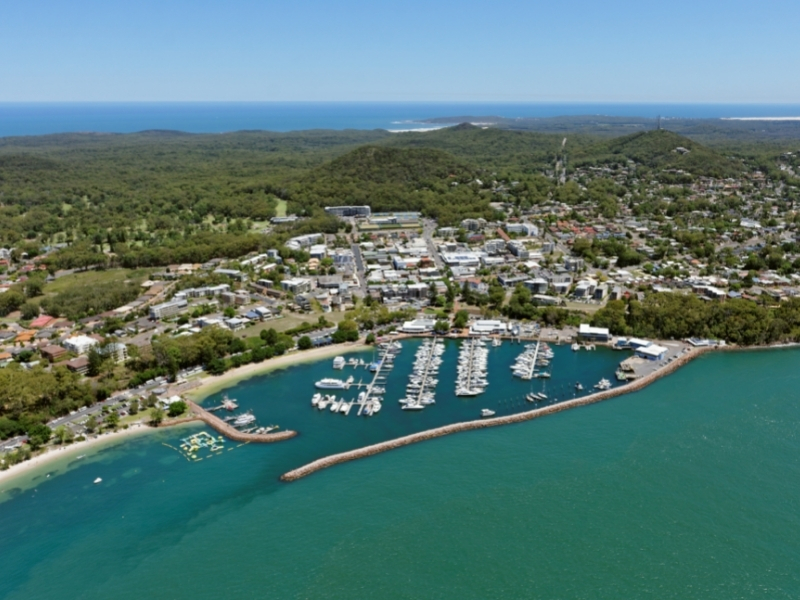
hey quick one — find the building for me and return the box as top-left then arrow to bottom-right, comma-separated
324,205 -> 371,218
636,344 -> 668,361
578,324 -> 610,342
523,278 -> 549,294
149,298 -> 189,320
507,240 -> 529,259
469,320 -> 508,336
100,343 -> 129,364
532,294 -> 559,305
40,345 -> 67,362
505,223 -> 539,237
286,233 -> 323,251
281,278 -> 312,294
400,319 -> 436,334
593,284 -> 608,300
65,357 -> 90,375
213,268 -> 248,282
564,257 -> 585,272
63,335 -> 99,355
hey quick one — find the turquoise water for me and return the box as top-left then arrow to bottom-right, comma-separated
3,102 -> 800,137
2,344 -> 800,598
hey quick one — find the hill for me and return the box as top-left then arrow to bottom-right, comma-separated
383,124 -> 594,173
287,145 -> 497,225
571,130 -> 743,178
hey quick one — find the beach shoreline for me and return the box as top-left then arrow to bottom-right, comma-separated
0,422 -> 167,491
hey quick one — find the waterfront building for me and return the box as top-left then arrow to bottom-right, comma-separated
578,324 -> 610,342
636,344 -> 668,361
400,319 -> 436,334
469,320 -> 508,336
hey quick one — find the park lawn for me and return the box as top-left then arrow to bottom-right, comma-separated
275,199 -> 288,218
45,268 -> 154,295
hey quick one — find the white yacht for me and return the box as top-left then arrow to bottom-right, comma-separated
311,393 -> 322,406
315,378 -> 348,390
332,356 -> 346,370
492,337 -> 502,347
594,378 -> 612,390
402,403 -> 424,411
233,413 -> 256,427
480,409 -> 496,418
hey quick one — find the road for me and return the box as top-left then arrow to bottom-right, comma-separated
421,219 -> 444,270
350,243 -> 368,296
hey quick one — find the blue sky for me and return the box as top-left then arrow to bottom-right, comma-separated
1,0 -> 797,102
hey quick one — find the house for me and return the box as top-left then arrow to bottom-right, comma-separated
63,335 -> 99,355
29,315 -> 56,329
523,278 -> 549,294
224,318 -> 248,332
40,345 -> 68,362
295,294 -> 313,311
578,324 -> 610,342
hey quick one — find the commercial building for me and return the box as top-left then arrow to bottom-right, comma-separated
281,278 -> 312,294
469,320 -> 508,336
635,344 -> 668,361
325,205 -> 372,218
400,319 -> 436,334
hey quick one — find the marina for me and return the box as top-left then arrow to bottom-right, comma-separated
455,338 -> 489,397
400,337 -> 445,410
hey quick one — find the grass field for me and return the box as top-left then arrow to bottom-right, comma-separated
275,199 -> 288,218
45,268 -> 153,295
241,311 -> 349,339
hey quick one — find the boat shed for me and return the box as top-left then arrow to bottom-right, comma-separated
635,344 -> 668,361
627,338 -> 651,349
578,324 -> 610,342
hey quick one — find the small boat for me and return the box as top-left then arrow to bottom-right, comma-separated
526,393 -> 538,402
575,383 -> 584,391
402,403 -> 424,411
492,338 -> 502,347
93,477 -> 102,484
332,356 -> 346,370
572,343 -> 580,351
480,409 -> 496,418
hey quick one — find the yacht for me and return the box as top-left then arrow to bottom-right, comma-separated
535,372 -> 551,379
233,413 -> 256,427
572,343 -> 580,351
315,378 -> 348,390
480,409 -> 496,418
526,393 -> 538,403
594,378 -> 612,390
311,393 -> 322,406
93,477 -> 102,484
332,356 -> 346,370
492,337 -> 502,347
329,399 -> 341,412
575,382 -> 584,391
402,403 -> 424,411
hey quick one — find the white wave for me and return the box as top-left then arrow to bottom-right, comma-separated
721,117 -> 800,121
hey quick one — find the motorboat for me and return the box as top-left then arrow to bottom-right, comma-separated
332,356 -> 346,370
492,338 -> 502,347
480,409 -> 496,418
402,403 -> 424,411
93,477 -> 102,484
233,413 -> 256,427
594,378 -> 612,390
315,378 -> 348,389
526,393 -> 538,402
311,393 -> 322,406
575,383 -> 584,391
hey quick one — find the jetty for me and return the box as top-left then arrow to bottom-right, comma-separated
158,401 -> 297,443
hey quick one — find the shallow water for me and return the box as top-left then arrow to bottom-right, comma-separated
2,344 -> 799,598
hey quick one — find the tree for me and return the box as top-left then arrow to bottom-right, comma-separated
365,332 -> 376,345
106,411 -> 120,430
223,306 -> 236,318
207,358 -> 228,375
27,424 -> 52,449
85,415 -> 98,433
434,319 -> 450,334
149,406 -> 165,426
260,328 -> 278,345
20,301 -> 39,321
87,347 -> 105,377
54,425 -> 73,445
297,335 -> 312,350
167,401 -> 187,417
453,309 -> 469,329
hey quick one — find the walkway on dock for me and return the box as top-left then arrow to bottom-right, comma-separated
180,401 -> 297,443
411,337 -> 440,404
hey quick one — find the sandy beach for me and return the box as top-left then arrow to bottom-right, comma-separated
0,423 -> 161,491
185,341 -> 368,402
0,342 -> 368,489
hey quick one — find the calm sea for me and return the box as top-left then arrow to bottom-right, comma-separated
1,343 -> 800,598
2,102 -> 800,137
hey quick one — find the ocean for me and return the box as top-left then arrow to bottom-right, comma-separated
2,102 -> 800,137
1,343 -> 800,598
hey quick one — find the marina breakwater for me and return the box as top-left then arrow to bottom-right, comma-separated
281,346 -> 712,481
156,401 -> 297,443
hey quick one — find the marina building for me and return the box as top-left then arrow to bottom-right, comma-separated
635,344 -> 668,361
578,324 -> 610,342
469,320 -> 508,336
400,319 -> 436,334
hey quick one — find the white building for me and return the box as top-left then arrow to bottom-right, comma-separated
469,320 -> 508,336
400,319 -> 436,334
636,344 -> 668,361
149,298 -> 189,320
63,335 -> 99,355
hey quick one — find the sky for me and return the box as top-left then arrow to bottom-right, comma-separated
1,0 -> 798,103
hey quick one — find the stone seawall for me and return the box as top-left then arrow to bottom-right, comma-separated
155,401 -> 297,443
281,347 -> 711,482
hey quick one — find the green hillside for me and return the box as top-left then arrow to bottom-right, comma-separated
572,129 -> 743,178
287,145 -> 496,225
